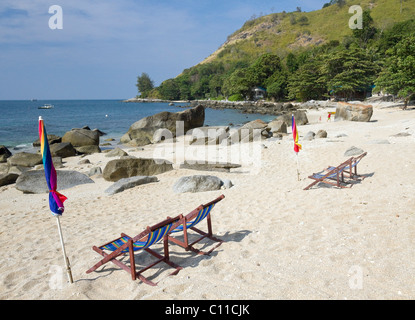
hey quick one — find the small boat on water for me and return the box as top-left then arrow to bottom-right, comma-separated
38,104 -> 54,109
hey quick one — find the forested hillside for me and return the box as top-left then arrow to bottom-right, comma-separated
137,0 -> 415,106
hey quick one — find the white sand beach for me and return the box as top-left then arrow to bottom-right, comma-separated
1,102 -> 414,300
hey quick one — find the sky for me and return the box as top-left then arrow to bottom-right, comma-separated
0,0 -> 329,100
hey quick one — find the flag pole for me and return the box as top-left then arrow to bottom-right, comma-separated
55,215 -> 73,283
296,153 -> 300,181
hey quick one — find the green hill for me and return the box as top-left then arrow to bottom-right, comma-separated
142,0 -> 415,102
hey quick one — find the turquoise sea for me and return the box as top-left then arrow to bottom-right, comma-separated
0,100 -> 274,151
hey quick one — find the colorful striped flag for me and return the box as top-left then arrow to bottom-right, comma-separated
292,114 -> 302,153
38,117 -> 67,215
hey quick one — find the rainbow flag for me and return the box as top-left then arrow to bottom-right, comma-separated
38,117 -> 67,215
292,114 -> 302,153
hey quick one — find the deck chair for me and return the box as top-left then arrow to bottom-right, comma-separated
86,216 -> 183,285
328,152 -> 367,181
168,195 -> 225,255
304,158 -> 353,190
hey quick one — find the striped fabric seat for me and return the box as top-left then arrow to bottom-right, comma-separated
100,223 -> 174,253
171,204 -> 215,233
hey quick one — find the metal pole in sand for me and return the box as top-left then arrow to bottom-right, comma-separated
55,214 -> 73,284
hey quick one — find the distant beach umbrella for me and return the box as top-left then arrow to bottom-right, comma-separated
292,114 -> 302,181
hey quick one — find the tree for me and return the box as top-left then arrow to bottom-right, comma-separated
158,78 -> 180,100
321,44 -> 378,100
136,73 -> 154,98
288,58 -> 326,101
375,35 -> 415,109
352,10 -> 378,47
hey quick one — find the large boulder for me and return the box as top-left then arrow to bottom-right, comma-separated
103,157 -> 173,182
228,119 -> 269,144
105,176 -> 158,195
189,126 -> 229,145
122,105 -> 205,145
33,135 -> 61,147
50,142 -> 77,158
277,110 -> 309,126
15,170 -> 94,194
173,175 -> 223,193
62,128 -> 100,147
335,102 -> 373,122
7,152 -> 42,167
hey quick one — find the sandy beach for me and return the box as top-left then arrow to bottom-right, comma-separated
1,101 -> 414,300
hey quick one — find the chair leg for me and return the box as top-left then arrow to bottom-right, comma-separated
128,239 -> 136,281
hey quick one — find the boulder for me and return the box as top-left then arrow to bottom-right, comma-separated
33,135 -> 61,147
0,145 -> 12,163
103,157 -> 173,182
50,142 -> 77,158
335,102 -> 373,122
0,172 -> 19,187
344,146 -> 365,157
277,110 -> 309,126
267,120 -> 287,134
173,175 -> 223,193
228,119 -> 269,144
122,105 -> 205,145
304,131 -> 315,141
105,176 -> 158,195
62,128 -> 100,147
15,170 -> 94,194
316,130 -> 328,138
75,145 -> 101,155
189,126 -> 229,145
7,152 -> 42,167
105,148 -> 129,157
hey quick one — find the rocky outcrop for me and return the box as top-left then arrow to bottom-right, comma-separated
335,102 -> 373,122
121,105 -> 205,146
62,128 -> 100,147
103,157 -> 173,182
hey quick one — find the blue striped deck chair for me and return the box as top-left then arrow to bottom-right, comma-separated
327,152 -> 368,181
304,158 -> 353,190
168,195 -> 225,255
86,216 -> 183,285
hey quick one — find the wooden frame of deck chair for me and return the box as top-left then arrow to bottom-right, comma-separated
168,195 -> 225,255
326,152 -> 368,181
86,215 -> 183,285
304,158 -> 353,190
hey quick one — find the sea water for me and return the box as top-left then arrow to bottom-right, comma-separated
0,99 -> 274,152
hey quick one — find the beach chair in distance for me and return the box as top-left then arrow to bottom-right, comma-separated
304,158 -> 353,190
168,195 -> 225,255
86,216 -> 183,285
326,152 -> 368,181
